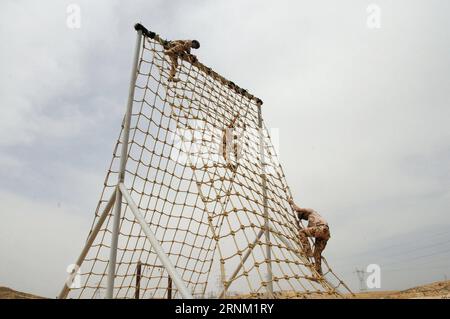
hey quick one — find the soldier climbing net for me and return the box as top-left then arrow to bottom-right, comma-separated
59,24 -> 352,299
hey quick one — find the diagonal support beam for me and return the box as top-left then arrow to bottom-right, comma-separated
58,189 -> 116,299
218,228 -> 265,298
119,183 -> 193,299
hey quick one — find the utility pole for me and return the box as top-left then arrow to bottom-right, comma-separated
354,268 -> 366,292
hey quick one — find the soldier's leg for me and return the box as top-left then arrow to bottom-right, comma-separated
312,226 -> 330,275
168,55 -> 179,81
299,228 -> 316,257
313,238 -> 328,275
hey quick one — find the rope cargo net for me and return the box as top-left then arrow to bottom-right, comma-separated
65,27 -> 352,299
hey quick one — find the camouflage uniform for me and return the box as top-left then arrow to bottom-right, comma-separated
221,114 -> 242,171
165,40 -> 196,82
292,205 -> 330,275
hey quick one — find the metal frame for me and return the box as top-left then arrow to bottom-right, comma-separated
257,103 -> 273,296
105,28 -> 143,299
60,27 -> 193,299
60,24 -> 335,300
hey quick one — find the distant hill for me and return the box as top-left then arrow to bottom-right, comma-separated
349,280 -> 450,299
1,280 -> 450,299
0,287 -> 45,299
387,280 -> 450,299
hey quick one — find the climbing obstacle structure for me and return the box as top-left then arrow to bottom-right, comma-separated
59,24 -> 352,299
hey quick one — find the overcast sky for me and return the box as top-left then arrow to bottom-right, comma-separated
0,0 -> 449,298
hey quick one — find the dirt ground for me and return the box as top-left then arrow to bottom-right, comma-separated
0,287 -> 45,299
349,280 -> 450,299
1,280 -> 450,299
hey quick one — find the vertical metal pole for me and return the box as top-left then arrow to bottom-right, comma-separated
257,102 -> 273,297
106,29 -> 143,299
135,261 -> 142,299
220,261 -> 226,296
167,277 -> 172,299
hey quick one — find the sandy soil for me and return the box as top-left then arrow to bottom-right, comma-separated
0,287 -> 45,299
348,280 -> 450,299
1,280 -> 450,299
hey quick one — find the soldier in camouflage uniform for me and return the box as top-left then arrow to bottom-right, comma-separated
221,113 -> 243,172
288,198 -> 330,275
165,40 -> 200,82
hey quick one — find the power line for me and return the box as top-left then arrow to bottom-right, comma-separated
383,263 -> 450,273
332,229 -> 450,263
378,238 -> 450,260
400,252 -> 450,267
381,246 -> 450,267
339,251 -> 450,275
332,237 -> 450,268
350,229 -> 450,258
